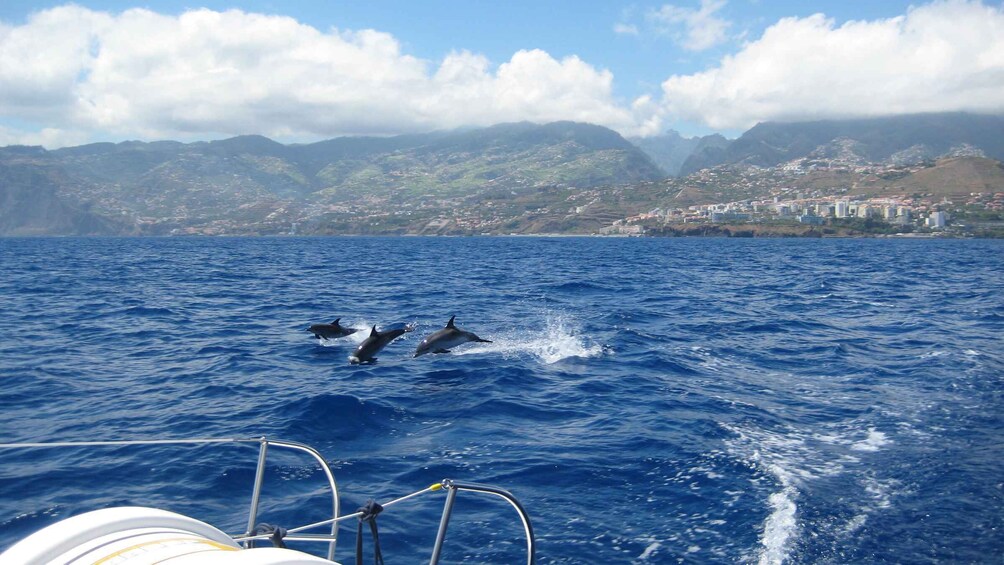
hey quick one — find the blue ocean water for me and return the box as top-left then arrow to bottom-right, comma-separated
0,236 -> 1002,564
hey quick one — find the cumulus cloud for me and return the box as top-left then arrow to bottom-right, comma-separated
648,0 -> 731,51
4,2 -> 1001,146
660,0 -> 1004,130
0,6 -> 660,147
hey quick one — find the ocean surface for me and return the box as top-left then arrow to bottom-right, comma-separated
0,236 -> 1001,564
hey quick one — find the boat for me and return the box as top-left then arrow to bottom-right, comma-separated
0,437 -> 535,564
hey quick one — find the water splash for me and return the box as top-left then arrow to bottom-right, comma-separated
454,313 -> 605,364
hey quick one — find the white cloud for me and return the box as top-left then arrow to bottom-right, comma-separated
660,0 -> 1004,130
0,6 -> 661,147
0,125 -> 90,148
648,0 -> 731,51
613,23 -> 640,36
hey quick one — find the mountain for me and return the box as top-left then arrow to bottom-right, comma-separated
679,112 -> 1004,175
0,122 -> 664,236
0,159 -> 135,235
4,114 -> 1002,236
628,131 -> 730,176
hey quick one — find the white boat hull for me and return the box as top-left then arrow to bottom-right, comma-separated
0,507 -> 336,564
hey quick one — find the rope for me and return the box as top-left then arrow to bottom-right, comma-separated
355,499 -> 384,565
250,523 -> 288,549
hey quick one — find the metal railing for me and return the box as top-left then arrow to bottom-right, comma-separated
0,436 -> 535,565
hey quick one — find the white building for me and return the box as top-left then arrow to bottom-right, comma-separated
927,211 -> 946,228
816,204 -> 834,217
835,201 -> 849,218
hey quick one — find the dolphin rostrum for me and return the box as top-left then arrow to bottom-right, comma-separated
414,316 -> 492,357
307,318 -> 361,340
349,323 -> 414,364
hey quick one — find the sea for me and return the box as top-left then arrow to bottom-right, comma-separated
0,236 -> 1001,564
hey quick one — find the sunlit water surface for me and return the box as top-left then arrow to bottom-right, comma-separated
1,236 -> 1001,563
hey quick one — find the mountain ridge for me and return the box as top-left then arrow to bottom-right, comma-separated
2,114 -> 1002,236
680,112 -> 1004,175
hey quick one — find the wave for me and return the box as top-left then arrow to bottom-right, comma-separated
2,236 -> 1000,563
544,281 -> 617,294
274,393 -> 403,441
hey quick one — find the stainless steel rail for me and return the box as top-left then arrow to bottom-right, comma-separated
0,437 -> 341,561
0,438 -> 536,565
430,479 -> 536,565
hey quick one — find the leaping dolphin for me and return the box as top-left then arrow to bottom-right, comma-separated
414,316 -> 492,357
307,318 -> 361,340
349,323 -> 414,364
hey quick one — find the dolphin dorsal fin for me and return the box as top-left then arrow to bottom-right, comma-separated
446,315 -> 456,328
369,325 -> 379,337
332,318 -> 341,326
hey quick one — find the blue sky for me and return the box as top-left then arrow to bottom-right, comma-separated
1,1 -> 1002,147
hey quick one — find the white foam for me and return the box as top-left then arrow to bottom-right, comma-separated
724,421 -> 903,564
724,426 -> 803,564
862,475 -> 897,509
842,514 -> 868,535
851,429 -> 891,452
453,313 -> 604,364
759,486 -> 798,565
639,541 -> 661,560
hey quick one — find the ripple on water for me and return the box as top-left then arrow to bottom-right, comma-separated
0,237 -> 1001,564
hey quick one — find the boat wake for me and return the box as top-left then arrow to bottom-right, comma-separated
722,421 -> 899,565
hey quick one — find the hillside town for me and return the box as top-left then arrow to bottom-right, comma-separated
600,156 -> 1004,236
603,193 -> 994,236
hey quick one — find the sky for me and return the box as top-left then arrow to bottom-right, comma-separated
1,0 -> 1002,148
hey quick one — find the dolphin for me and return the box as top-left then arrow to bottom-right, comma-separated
349,323 -> 414,364
307,318 -> 361,340
414,316 -> 492,357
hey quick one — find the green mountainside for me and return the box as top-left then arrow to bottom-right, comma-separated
0,122 -> 664,235
1,115 -> 1002,236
